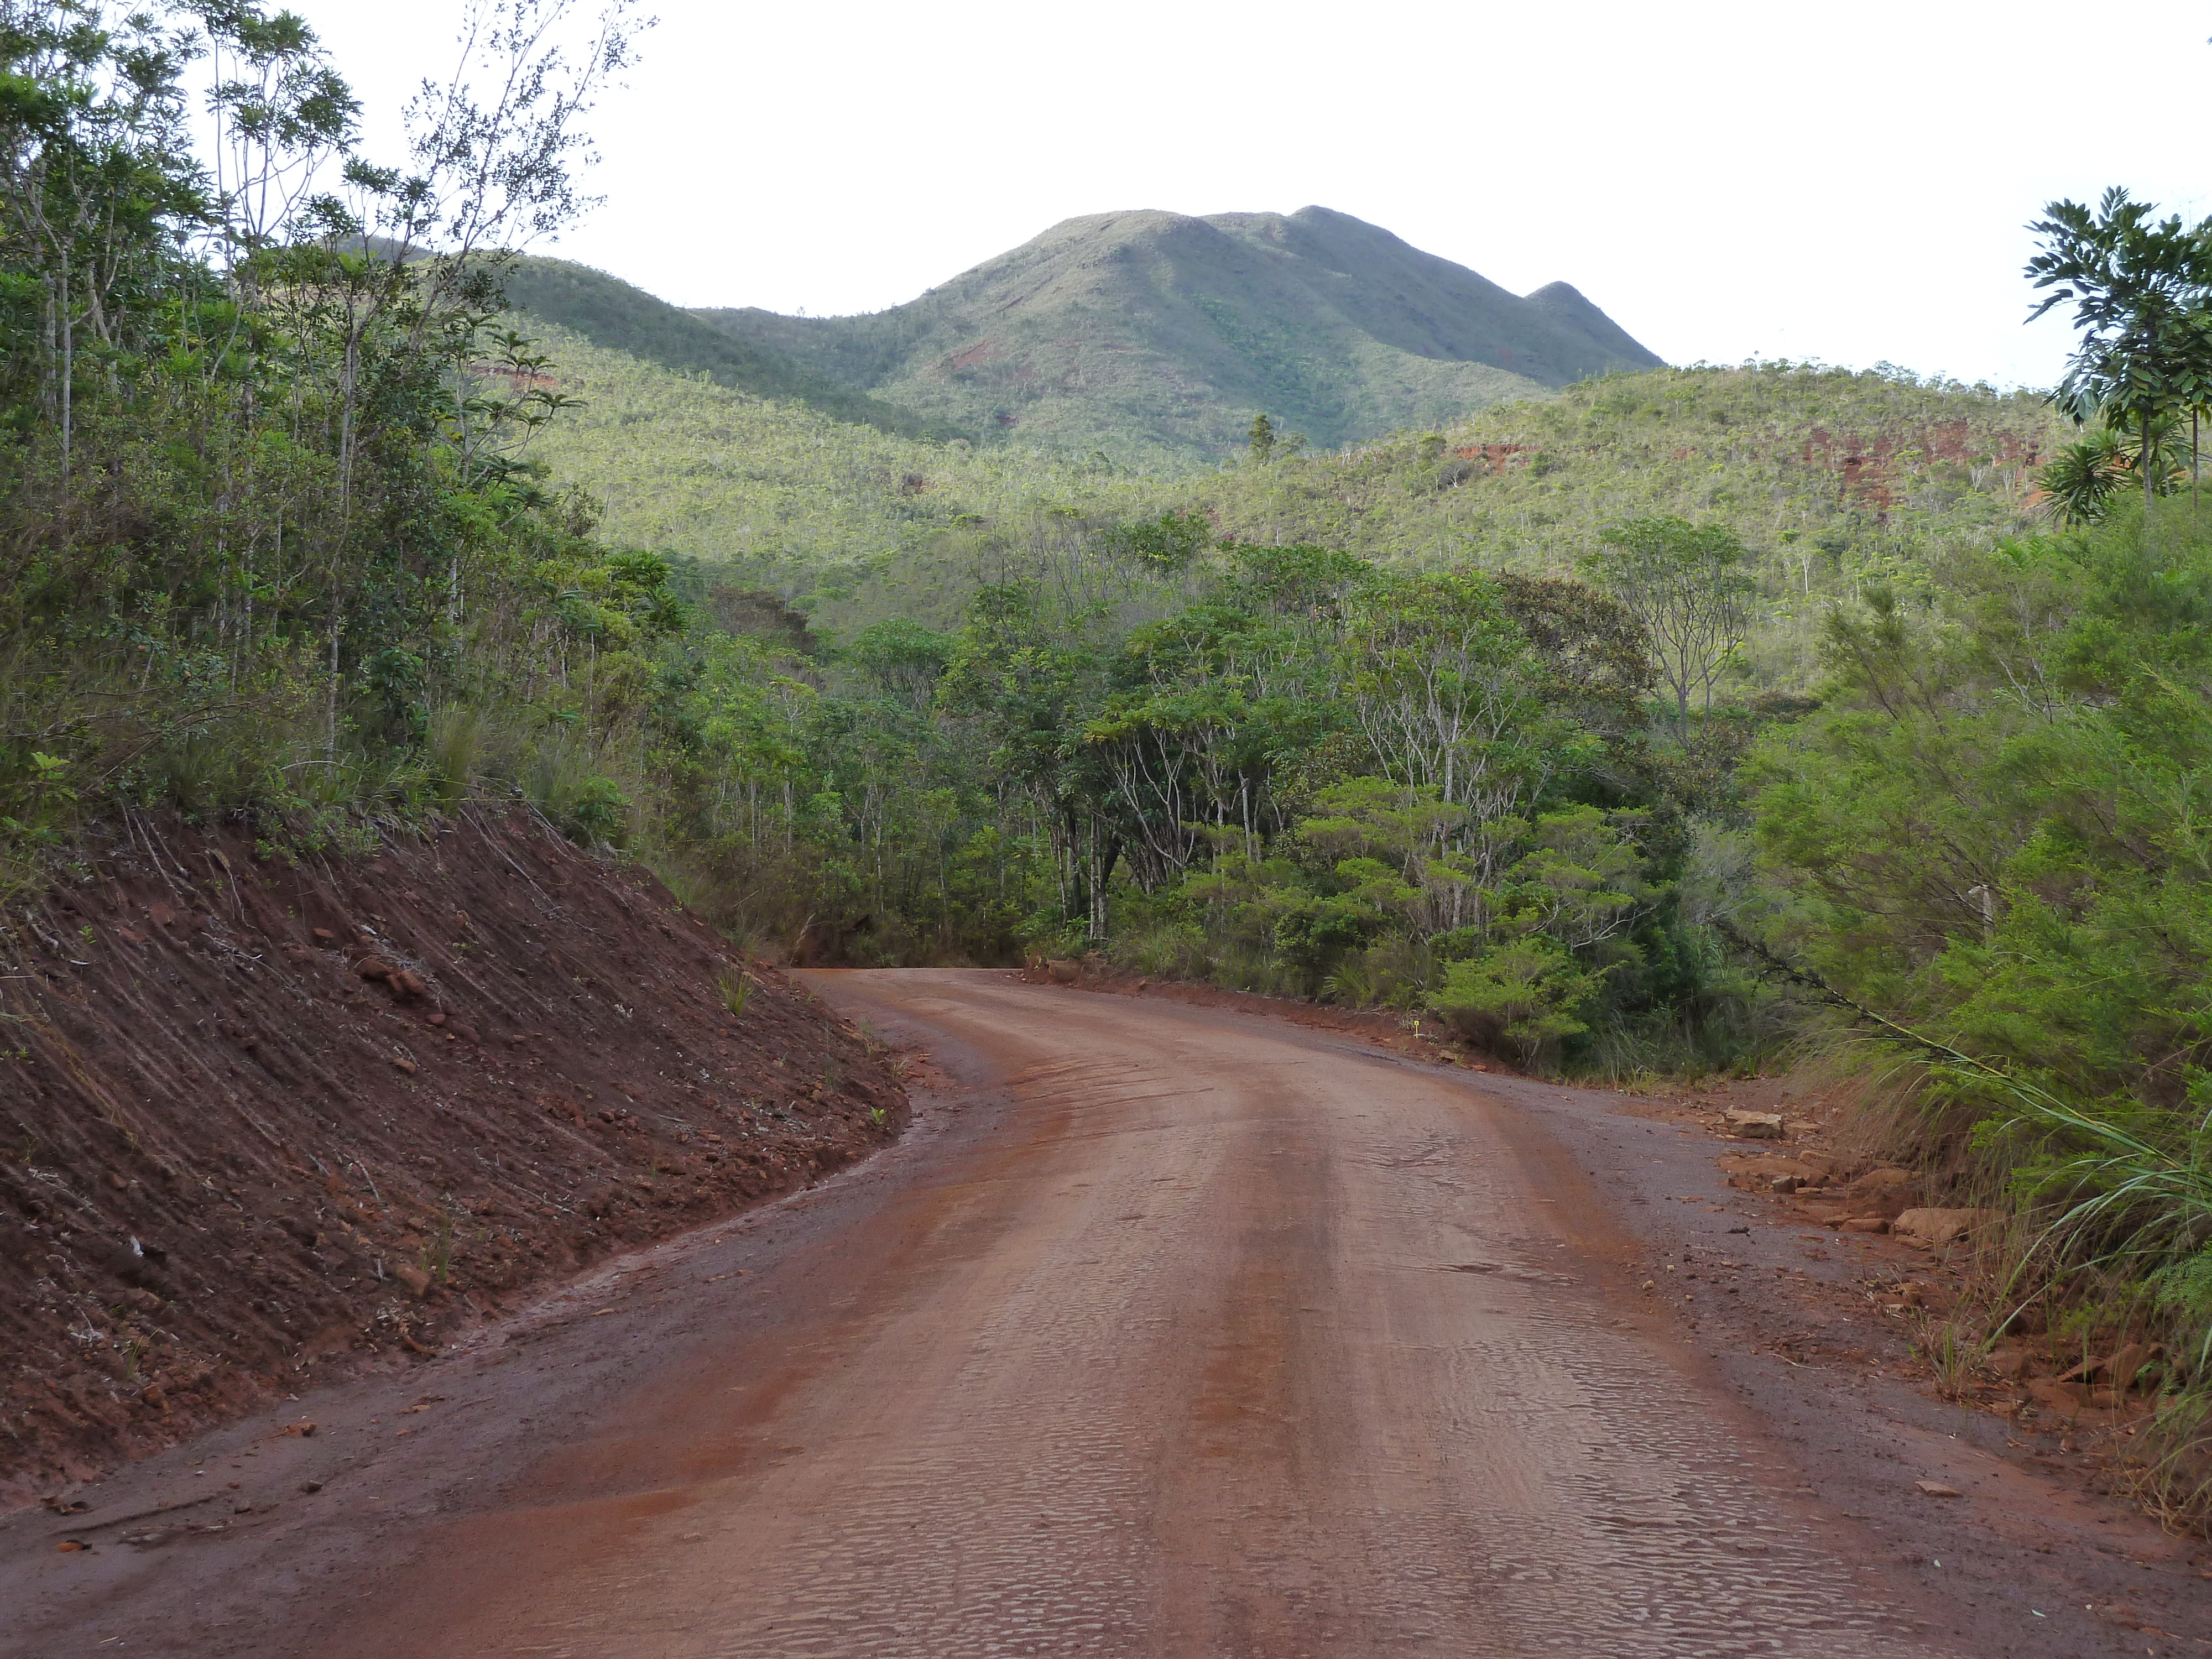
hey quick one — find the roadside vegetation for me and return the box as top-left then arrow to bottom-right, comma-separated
0,0 -> 658,888
1748,192 -> 2212,1525
6,0 -> 2212,1525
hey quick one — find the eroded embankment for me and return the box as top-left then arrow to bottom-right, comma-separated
0,812 -> 905,1507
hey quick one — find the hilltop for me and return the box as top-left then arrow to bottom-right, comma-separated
500,256 -> 967,442
690,206 -> 1662,464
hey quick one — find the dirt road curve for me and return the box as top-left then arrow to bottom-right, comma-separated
6,971 -> 1978,1656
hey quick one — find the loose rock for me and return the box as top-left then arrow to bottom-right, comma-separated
1892,1207 -> 1998,1248
391,1263 -> 434,1297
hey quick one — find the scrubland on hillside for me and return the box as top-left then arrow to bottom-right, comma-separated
688,204 -> 1658,462
536,330 -> 2067,675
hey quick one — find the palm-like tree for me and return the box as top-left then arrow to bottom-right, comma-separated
2026,189 -> 2212,510
2036,430 -> 2130,525
2032,420 -> 2189,525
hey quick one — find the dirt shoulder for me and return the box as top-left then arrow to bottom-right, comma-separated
0,812 -> 905,1508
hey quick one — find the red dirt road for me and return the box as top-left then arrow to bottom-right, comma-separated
6,971 -> 2031,1655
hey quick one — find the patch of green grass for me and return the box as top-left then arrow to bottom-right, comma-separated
717,969 -> 752,1019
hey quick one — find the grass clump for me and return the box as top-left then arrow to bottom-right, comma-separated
717,969 -> 753,1019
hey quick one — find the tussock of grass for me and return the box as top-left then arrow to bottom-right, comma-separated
1782,999 -> 2212,1529
717,968 -> 752,1019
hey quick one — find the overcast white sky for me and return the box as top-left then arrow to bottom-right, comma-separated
275,0 -> 2212,389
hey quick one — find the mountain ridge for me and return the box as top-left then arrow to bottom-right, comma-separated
690,205 -> 1661,463
504,207 -> 1662,466
499,256 -> 968,442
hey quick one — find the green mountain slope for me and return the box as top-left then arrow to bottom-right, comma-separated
1182,364 -> 2067,685
500,257 -> 966,442
692,206 -> 1662,465
525,315 -> 2065,671
521,321 -> 1159,627
1193,364 -> 2061,567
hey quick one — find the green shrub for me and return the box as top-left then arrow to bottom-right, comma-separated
1430,939 -> 1598,1067
1322,935 -> 1433,1009
1108,921 -> 1217,981
525,738 -> 631,846
425,706 -> 488,808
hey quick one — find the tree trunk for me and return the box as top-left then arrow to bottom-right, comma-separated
1090,834 -> 1120,942
326,603 -> 343,752
58,253 -> 71,486
2144,408 -> 2155,512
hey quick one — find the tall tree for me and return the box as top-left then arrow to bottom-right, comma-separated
0,0 -> 208,473
1581,516 -> 1751,743
2026,188 -> 2212,510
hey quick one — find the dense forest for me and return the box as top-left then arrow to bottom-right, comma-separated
6,0 -> 2212,1521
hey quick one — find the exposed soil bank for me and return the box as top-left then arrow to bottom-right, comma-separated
0,812 -> 904,1506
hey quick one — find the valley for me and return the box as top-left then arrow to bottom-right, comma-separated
521,323 -> 2065,656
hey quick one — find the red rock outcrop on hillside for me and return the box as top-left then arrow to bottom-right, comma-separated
1799,424 -> 2048,520
1452,442 -> 1531,473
